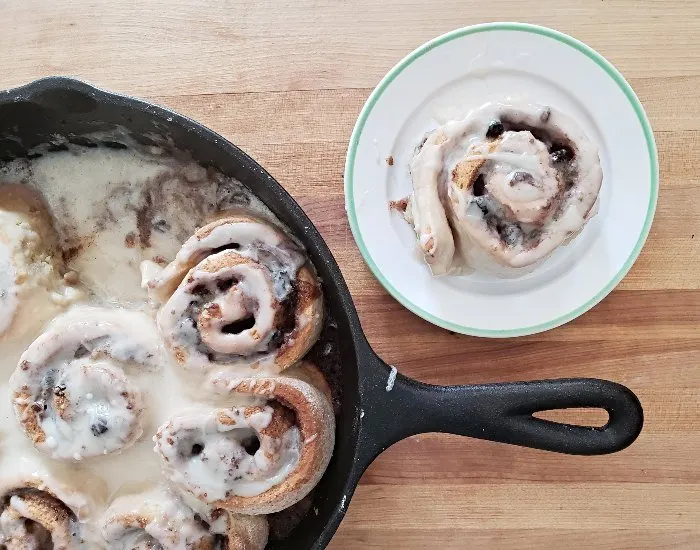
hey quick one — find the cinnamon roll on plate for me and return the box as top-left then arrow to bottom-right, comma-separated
402,101 -> 603,274
345,23 -> 657,335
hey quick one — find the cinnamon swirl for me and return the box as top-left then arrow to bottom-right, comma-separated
402,101 -> 603,273
9,306 -> 164,461
144,215 -> 323,376
154,376 -> 334,515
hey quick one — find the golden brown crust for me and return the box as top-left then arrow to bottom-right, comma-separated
273,264 -> 324,372
12,387 -> 47,445
197,248 -> 250,274
257,402 -> 295,439
450,139 -> 501,192
283,361 -> 333,404
208,377 -> 334,515
196,212 -> 261,239
451,156 -> 486,191
214,511 -> 268,550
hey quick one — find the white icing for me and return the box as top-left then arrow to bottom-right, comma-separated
0,245 -> 17,335
9,307 -> 163,460
403,101 -> 603,272
154,405 -> 301,501
157,255 -> 281,372
144,221 -> 304,304
102,487 -> 214,549
0,138 -> 275,307
139,260 -> 165,296
0,137 -> 329,547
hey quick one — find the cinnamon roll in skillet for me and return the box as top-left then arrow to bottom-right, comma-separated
143,214 -> 324,377
154,373 -> 334,516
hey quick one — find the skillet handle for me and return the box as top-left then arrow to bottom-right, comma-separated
357,355 -> 643,465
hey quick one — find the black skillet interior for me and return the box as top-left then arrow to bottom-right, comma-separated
0,78 -> 644,549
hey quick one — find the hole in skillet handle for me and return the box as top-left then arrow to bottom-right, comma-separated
534,407 -> 609,428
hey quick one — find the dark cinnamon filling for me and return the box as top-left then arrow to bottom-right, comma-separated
550,147 -> 574,164
485,120 -> 505,139
467,118 -> 581,248
90,418 -> 109,436
221,316 -> 256,334
389,198 -> 408,213
22,520 -> 53,548
241,434 -> 261,455
267,284 -> 300,351
216,277 -> 238,292
190,443 -> 204,456
34,370 -> 57,417
473,178 -> 542,249
472,174 -> 486,196
498,117 -> 576,161
210,243 -> 241,255
188,274 -> 303,362
485,213 -> 523,247
73,344 -> 90,359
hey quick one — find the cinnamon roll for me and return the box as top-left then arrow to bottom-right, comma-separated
154,376 -> 334,515
0,478 -> 89,549
9,306 -> 163,461
144,214 -> 323,375
283,361 -> 333,404
402,101 -> 603,273
101,488 -> 216,549
0,184 -> 79,341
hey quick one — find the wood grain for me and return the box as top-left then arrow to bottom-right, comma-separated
1,1 -> 698,548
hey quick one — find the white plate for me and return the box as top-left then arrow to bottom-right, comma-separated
344,23 -> 658,337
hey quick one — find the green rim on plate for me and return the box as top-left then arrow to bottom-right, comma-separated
344,22 -> 659,337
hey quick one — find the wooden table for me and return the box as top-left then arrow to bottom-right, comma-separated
2,1 -> 699,548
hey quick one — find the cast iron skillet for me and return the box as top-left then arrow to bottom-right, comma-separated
0,77 -> 644,549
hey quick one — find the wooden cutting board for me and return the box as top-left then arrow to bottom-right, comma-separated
2,1 -> 698,548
